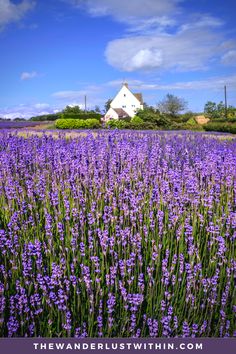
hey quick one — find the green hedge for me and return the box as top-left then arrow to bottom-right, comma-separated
61,113 -> 102,120
55,119 -> 101,129
105,119 -> 158,130
30,113 -> 62,121
204,122 -> 236,134
209,118 -> 236,123
131,116 -> 144,124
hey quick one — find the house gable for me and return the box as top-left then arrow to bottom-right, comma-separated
104,83 -> 144,121
111,85 -> 141,109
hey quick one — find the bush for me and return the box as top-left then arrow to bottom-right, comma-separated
180,111 -> 196,123
30,113 -> 62,121
211,118 -> 236,123
61,113 -> 102,120
105,119 -> 160,130
204,122 -> 236,134
131,116 -> 144,124
55,119 -> 101,129
105,120 -> 129,129
186,117 -> 197,126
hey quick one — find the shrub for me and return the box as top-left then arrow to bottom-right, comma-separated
180,111 -> 196,123
105,120 -> 129,129
30,113 -> 62,121
131,116 -> 144,124
55,119 -> 101,129
61,113 -> 102,120
186,117 -> 197,126
204,122 -> 236,134
211,118 -> 236,123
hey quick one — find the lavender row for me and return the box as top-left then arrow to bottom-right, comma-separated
0,131 -> 235,337
0,121 -> 48,129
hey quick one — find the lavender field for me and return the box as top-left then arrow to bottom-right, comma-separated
0,131 -> 235,338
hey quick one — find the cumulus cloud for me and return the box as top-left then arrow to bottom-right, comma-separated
0,0 -> 35,30
64,0 -> 236,73
20,71 -> 39,80
105,25 -> 224,72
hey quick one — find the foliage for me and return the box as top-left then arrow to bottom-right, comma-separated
30,106 -> 103,121
62,105 -> 83,114
204,101 -> 225,119
136,108 -> 170,127
204,121 -> 236,134
94,105 -> 101,113
105,118 -> 158,130
186,117 -> 197,126
30,113 -> 62,121
61,112 -> 102,120
213,118 -> 236,123
131,116 -> 144,124
13,118 -> 26,121
55,118 -> 101,129
105,119 -> 128,129
157,94 -> 188,117
204,101 -> 236,120
104,99 -> 112,112
180,111 -> 196,123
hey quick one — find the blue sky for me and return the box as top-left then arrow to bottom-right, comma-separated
0,0 -> 236,118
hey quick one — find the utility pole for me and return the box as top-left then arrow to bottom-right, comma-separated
224,85 -> 228,119
85,95 -> 87,113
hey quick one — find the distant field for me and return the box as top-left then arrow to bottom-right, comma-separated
0,121 -> 53,129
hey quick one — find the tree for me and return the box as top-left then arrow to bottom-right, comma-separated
104,99 -> 112,113
204,101 -> 218,119
63,105 -> 82,114
157,94 -> 187,117
204,101 -> 229,119
136,108 -> 170,127
94,105 -> 101,113
13,117 -> 26,121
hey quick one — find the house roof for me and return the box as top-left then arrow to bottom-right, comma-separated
133,93 -> 143,105
113,108 -> 130,117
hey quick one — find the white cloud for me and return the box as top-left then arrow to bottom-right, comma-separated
127,16 -> 177,35
0,0 -> 35,30
34,103 -> 50,109
0,103 -> 62,119
105,25 -> 224,72
20,71 -> 39,80
52,90 -> 87,100
221,50 -> 236,65
112,75 -> 236,91
179,15 -> 224,33
67,0 -> 181,21
64,0 -> 235,73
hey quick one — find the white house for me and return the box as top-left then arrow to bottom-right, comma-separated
104,83 -> 144,121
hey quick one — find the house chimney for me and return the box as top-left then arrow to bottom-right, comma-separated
123,82 -> 129,88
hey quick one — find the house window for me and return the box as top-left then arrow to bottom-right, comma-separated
124,94 -> 126,97
132,105 -> 135,108
122,105 -> 126,108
